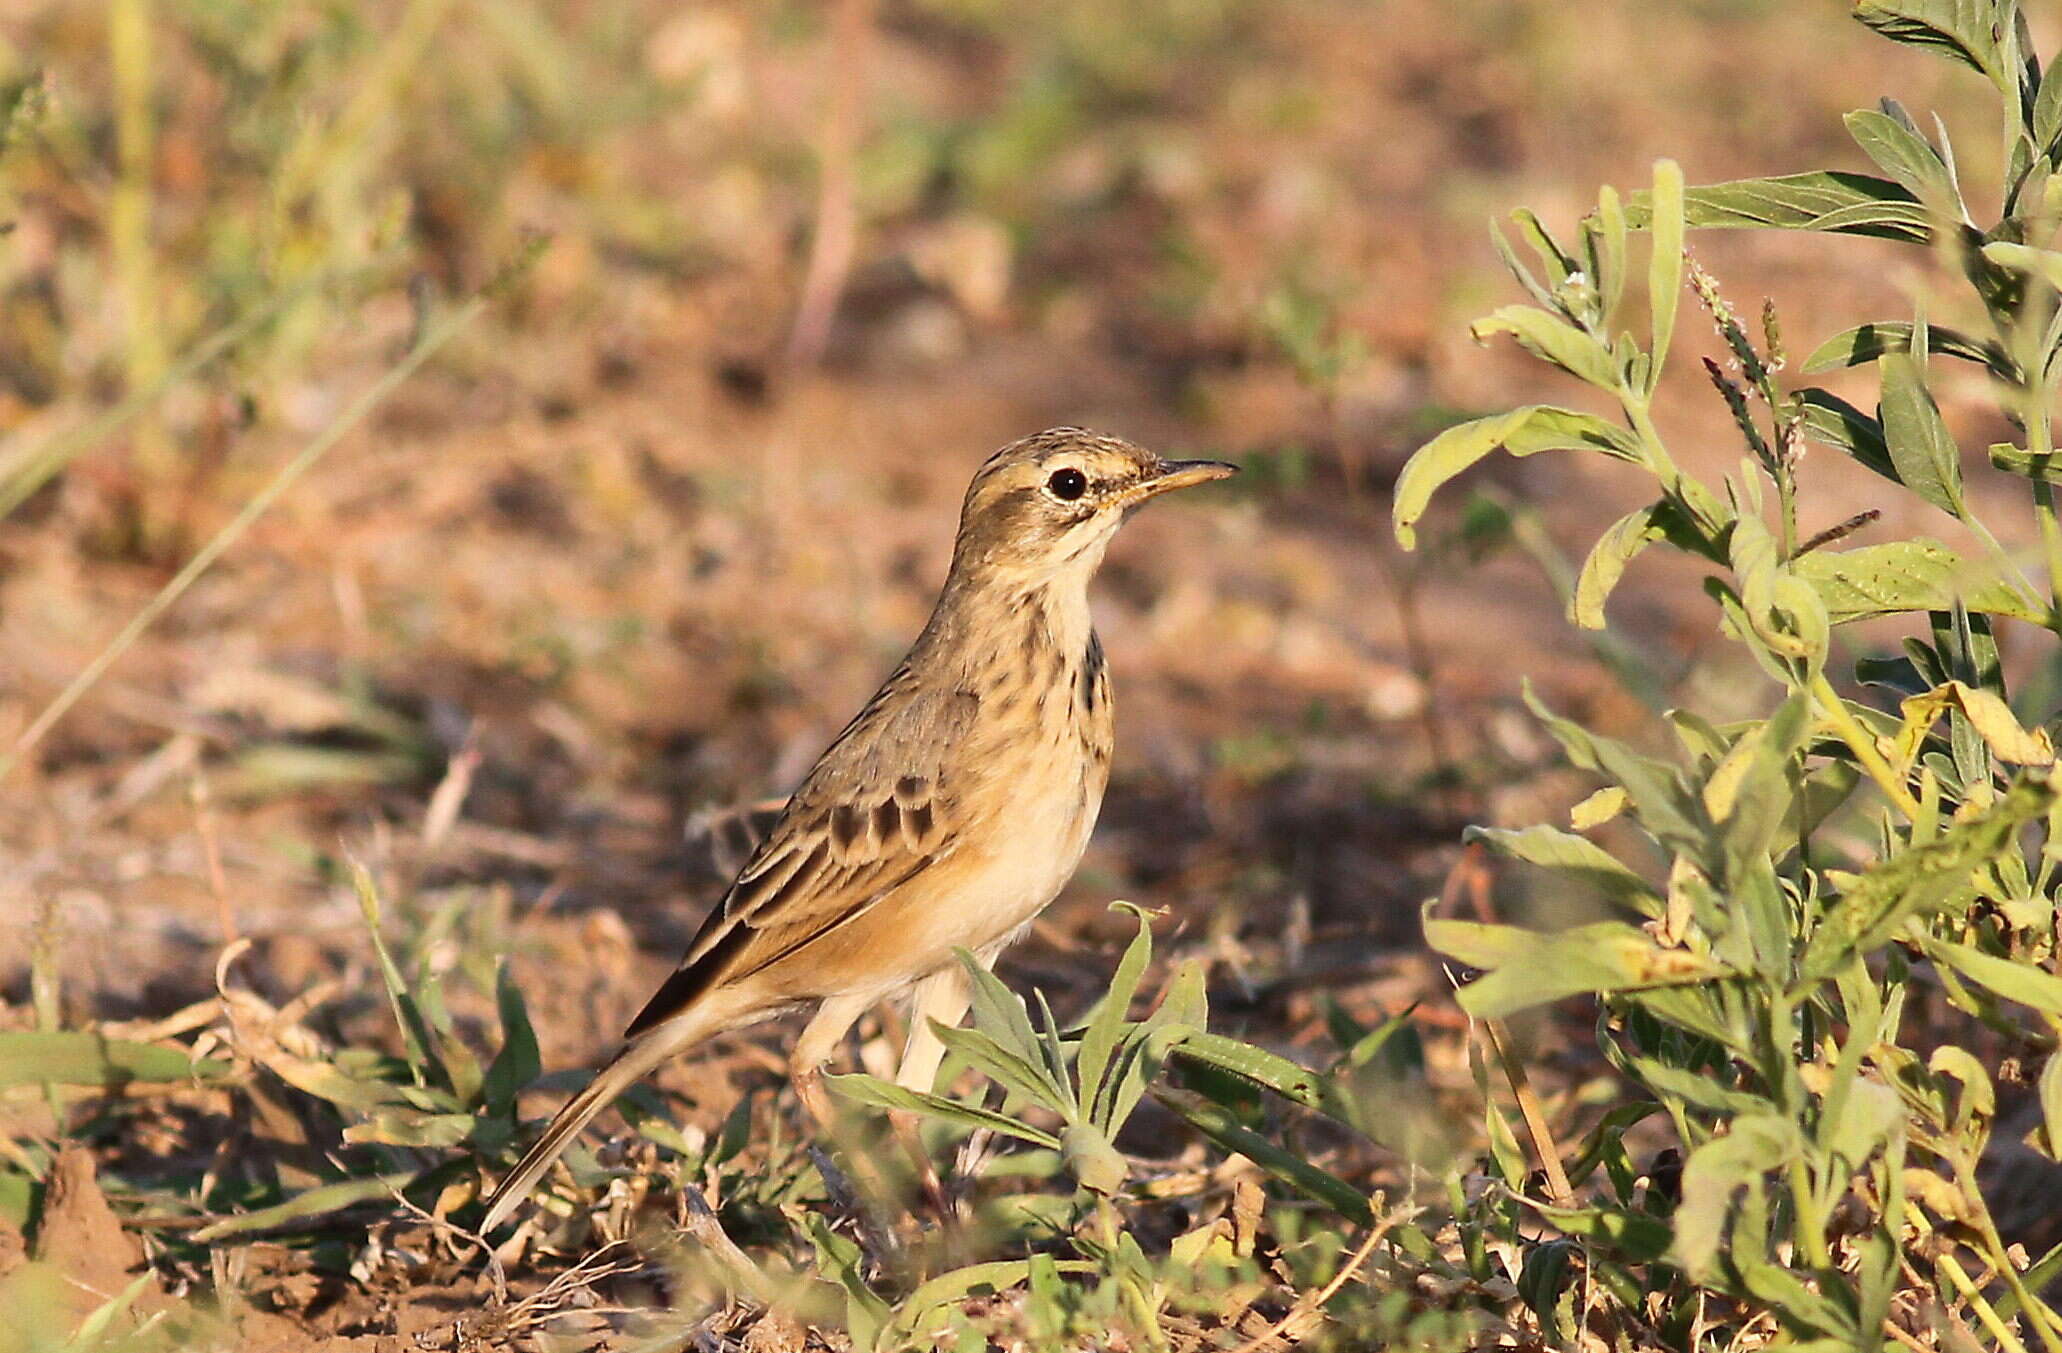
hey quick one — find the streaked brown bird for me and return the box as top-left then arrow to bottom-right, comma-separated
482,428 -> 1234,1231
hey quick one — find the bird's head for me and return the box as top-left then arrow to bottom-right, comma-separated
949,428 -> 1236,585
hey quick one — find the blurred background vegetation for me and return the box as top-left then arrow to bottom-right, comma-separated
1,1 -> 2052,1347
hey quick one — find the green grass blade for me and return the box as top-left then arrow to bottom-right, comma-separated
0,270 -> 328,521
0,1031 -> 231,1087
191,1170 -> 420,1242
1076,905 -> 1152,1122
1647,159 -> 1684,393
825,1072 -> 1061,1148
1152,1086 -> 1370,1224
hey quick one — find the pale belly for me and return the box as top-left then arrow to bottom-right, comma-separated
791,754 -> 1105,999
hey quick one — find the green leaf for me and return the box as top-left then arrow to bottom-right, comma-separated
1630,171 -> 1929,242
1801,775 -> 2054,979
1822,1076 -> 1904,1173
1523,1199 -> 1673,1261
1670,1115 -> 1801,1281
1923,937 -> 2062,1015
1729,514 -> 1829,679
1853,0 -> 2012,84
0,1170 -> 31,1228
351,860 -> 440,1085
805,1213 -> 890,1352
1170,1032 -> 1357,1126
932,1024 -> 1071,1113
1803,320 -> 2012,377
1425,919 -> 1732,1019
1591,184 -> 1629,321
1648,159 -> 1685,388
1626,986 -> 1742,1049
1152,1087 -> 1371,1224
1794,538 -> 2041,624
959,949 -> 1039,1056
341,1111 -> 479,1147
1077,905 -> 1152,1125
1735,1264 -> 1861,1339
2036,54 -> 2062,149
1926,1045 -> 1998,1127
1100,985 -> 1201,1131
260,1049 -> 417,1111
192,1170 -> 421,1242
1393,406 -> 1641,549
0,1032 -> 232,1087
825,1073 -> 1061,1148
482,962 -> 541,1118
1630,1057 -> 1769,1117
1982,239 -> 2062,290
1469,306 -> 1619,388
1522,682 -> 1716,871
956,950 -> 1069,1104
415,974 -> 483,1108
1707,694 -> 1809,884
616,1085 -> 697,1157
887,1260 -> 1100,1346
1845,108 -> 1960,210
1799,387 -> 1898,484
1989,441 -> 2062,484
2040,1052 -> 2062,1157
1572,503 -> 1666,630
1490,219 -> 1558,312
1464,824 -> 1663,918
1879,351 -> 1965,516
67,1272 -> 157,1347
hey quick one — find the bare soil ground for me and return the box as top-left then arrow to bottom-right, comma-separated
5,2 -> 2059,1347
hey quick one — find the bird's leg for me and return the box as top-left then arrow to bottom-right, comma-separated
791,1061 -> 837,1137
789,994 -> 908,1256
892,963 -> 975,1219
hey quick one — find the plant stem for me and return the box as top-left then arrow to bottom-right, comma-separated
108,0 -> 171,541
1096,1197 -> 1167,1353
1807,673 -> 1920,818
2034,481 -> 2062,633
1622,393 -> 1684,494
787,0 -> 878,366
1939,1245 -> 2035,1353
1959,507 -> 2047,619
1956,1156 -> 2062,1353
1483,1018 -> 1574,1207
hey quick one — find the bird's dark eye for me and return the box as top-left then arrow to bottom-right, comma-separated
1047,467 -> 1088,501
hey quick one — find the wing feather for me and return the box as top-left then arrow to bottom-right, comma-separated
623,675 -> 975,1038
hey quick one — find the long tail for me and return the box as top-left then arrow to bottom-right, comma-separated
481,1016 -> 711,1232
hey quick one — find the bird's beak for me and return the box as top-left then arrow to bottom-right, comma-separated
1123,458 -> 1239,506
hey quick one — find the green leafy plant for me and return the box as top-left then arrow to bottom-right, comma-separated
827,902 -> 1440,1348
1394,2 -> 2062,1347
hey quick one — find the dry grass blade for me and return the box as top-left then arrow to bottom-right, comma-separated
0,289 -> 493,784
1442,847 -> 1574,1206
1227,1201 -> 1421,1353
677,1185 -> 774,1305
0,272 -> 326,520
1482,1017 -> 1574,1207
785,0 -> 878,366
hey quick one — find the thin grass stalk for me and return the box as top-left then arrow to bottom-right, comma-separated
107,0 -> 171,530
0,273 -> 326,520
0,290 -> 491,783
786,0 -> 877,366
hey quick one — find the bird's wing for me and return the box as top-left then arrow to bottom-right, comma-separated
623,669 -> 977,1038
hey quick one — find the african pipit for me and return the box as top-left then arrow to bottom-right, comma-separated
481,428 -> 1234,1231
